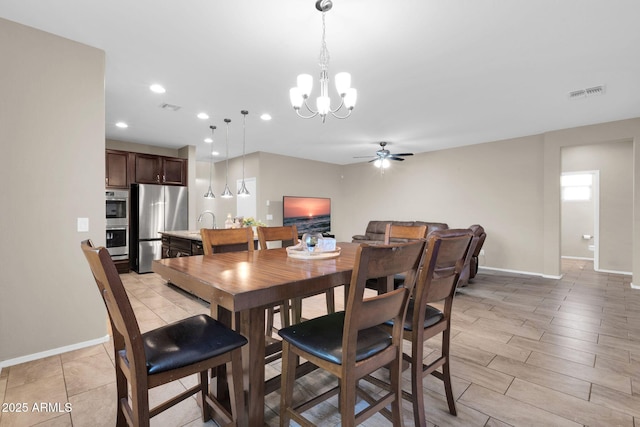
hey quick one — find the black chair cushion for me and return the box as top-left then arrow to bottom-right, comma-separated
142,314 -> 248,375
385,302 -> 443,331
278,312 -> 392,365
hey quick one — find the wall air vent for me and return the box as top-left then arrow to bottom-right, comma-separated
568,85 -> 605,100
160,103 -> 181,111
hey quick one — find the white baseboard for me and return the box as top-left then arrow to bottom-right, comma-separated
0,335 -> 110,369
594,267 -> 632,276
479,266 -> 563,280
561,256 -> 594,261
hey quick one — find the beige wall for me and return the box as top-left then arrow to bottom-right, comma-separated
192,121 -> 639,283
544,120 -> 640,280
561,141 -> 633,272
194,152 -> 343,231
338,135 -> 546,274
0,19 -> 106,364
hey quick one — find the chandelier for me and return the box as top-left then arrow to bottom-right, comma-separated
289,0 -> 357,123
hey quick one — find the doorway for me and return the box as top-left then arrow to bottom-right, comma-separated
560,171 -> 600,270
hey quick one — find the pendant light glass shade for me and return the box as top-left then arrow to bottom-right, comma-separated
238,110 -> 250,197
221,118 -> 233,199
204,125 -> 216,199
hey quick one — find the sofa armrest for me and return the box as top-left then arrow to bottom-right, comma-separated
352,234 -> 367,241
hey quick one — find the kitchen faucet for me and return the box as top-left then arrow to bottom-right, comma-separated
197,210 -> 216,229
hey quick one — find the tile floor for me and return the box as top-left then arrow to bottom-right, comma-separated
1,259 -> 639,426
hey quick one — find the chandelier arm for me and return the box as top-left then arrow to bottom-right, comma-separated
328,97 -> 346,114
329,108 -> 353,119
295,99 -> 321,119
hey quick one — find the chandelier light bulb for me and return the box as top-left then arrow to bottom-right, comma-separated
290,88 -> 304,109
334,72 -> 351,96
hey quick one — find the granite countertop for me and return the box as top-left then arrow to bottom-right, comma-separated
160,229 -> 259,241
160,230 -> 203,241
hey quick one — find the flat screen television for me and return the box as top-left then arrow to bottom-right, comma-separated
283,196 -> 331,235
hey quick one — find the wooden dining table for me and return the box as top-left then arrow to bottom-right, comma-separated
152,241 -> 360,426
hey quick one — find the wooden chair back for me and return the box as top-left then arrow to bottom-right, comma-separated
81,240 -> 145,372
200,227 -> 254,254
415,228 -> 473,305
344,240 -> 426,359
257,225 -> 298,250
383,223 -> 428,244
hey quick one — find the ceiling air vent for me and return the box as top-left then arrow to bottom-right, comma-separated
160,103 -> 181,111
568,85 -> 605,100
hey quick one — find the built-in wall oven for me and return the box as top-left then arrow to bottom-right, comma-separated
106,190 -> 128,260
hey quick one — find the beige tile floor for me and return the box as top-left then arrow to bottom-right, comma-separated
1,259 -> 639,426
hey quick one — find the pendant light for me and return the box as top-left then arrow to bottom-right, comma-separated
238,110 -> 250,197
221,118 -> 233,198
203,125 -> 216,199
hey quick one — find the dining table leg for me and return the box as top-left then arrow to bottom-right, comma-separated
240,306 -> 267,426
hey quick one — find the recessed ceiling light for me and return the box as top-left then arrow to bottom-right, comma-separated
197,112 -> 209,120
260,113 -> 272,121
204,137 -> 213,143
149,84 -> 166,94
115,122 -> 128,128
211,151 -> 219,156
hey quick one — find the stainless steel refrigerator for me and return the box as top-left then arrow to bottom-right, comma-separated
130,183 -> 188,273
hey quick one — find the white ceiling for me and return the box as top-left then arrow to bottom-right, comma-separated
2,0 -> 640,164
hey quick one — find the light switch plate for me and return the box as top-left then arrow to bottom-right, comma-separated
77,217 -> 89,232
266,214 -> 273,220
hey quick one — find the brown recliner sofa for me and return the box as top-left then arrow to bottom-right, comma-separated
351,220 -> 449,245
458,224 -> 487,286
353,220 -> 486,287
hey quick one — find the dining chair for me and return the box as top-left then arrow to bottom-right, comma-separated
278,240 -> 427,427
367,223 -> 428,294
200,227 -> 255,254
257,225 -> 298,337
371,228 -> 473,427
257,225 -> 336,333
80,240 -> 247,427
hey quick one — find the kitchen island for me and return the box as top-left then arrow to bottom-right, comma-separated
160,230 -> 260,258
160,230 -> 204,258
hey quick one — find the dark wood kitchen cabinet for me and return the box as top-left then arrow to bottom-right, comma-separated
105,149 -> 129,189
134,154 -> 187,186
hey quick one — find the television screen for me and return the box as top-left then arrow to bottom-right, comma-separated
283,196 -> 331,235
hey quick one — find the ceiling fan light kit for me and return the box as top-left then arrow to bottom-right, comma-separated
354,142 -> 414,170
289,0 -> 357,123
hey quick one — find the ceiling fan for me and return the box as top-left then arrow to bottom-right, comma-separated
354,142 -> 414,168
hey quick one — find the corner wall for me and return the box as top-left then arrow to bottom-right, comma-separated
0,18 -> 107,364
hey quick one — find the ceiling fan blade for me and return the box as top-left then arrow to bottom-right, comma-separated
388,156 -> 405,161
390,153 -> 413,157
353,155 -> 376,159
367,158 -> 379,163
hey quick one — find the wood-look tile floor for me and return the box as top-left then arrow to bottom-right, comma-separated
1,259 -> 639,426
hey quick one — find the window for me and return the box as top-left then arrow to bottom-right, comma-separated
561,173 -> 592,201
